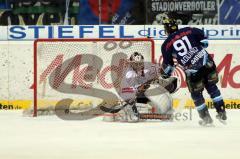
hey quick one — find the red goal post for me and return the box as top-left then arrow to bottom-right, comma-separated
33,38 -> 155,117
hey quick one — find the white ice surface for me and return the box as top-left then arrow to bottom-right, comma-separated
0,110 -> 239,159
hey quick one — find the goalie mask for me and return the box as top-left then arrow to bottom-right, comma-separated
129,52 -> 144,71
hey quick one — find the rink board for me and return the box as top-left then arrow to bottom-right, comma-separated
0,26 -> 239,110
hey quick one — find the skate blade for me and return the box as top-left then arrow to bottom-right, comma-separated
217,119 -> 227,125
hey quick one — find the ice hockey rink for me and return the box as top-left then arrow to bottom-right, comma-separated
0,110 -> 239,159
0,1 -> 239,159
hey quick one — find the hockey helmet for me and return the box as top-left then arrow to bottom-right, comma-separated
163,17 -> 178,35
129,52 -> 144,71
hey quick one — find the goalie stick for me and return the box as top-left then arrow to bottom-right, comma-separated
100,99 -> 135,114
100,103 -> 128,114
139,113 -> 172,120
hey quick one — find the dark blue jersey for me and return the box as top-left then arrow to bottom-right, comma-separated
161,27 -> 209,74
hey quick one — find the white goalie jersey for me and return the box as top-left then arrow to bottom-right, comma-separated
103,62 -> 174,122
119,63 -> 159,101
103,51 -> 176,122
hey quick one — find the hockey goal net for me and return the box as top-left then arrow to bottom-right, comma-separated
32,38 -> 155,117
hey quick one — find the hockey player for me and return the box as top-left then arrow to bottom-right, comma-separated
160,17 -> 227,125
113,52 -> 176,122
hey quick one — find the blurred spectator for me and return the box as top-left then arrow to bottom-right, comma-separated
0,0 -> 79,25
130,0 -> 146,24
0,0 -> 239,25
77,0 -> 143,25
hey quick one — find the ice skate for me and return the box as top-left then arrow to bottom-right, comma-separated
198,108 -> 213,126
216,111 -> 227,125
199,115 -> 213,126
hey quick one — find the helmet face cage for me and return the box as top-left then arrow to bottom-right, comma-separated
129,52 -> 144,71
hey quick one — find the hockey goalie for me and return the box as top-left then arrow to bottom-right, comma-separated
102,52 -> 179,122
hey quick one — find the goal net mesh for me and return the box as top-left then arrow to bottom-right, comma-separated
29,39 -> 154,116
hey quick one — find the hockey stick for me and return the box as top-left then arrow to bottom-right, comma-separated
100,102 -> 129,113
139,113 -> 172,120
100,99 -> 135,113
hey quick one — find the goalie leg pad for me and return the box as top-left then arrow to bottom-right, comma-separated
145,84 -> 173,115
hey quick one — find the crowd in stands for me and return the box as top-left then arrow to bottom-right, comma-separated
0,0 -> 239,25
